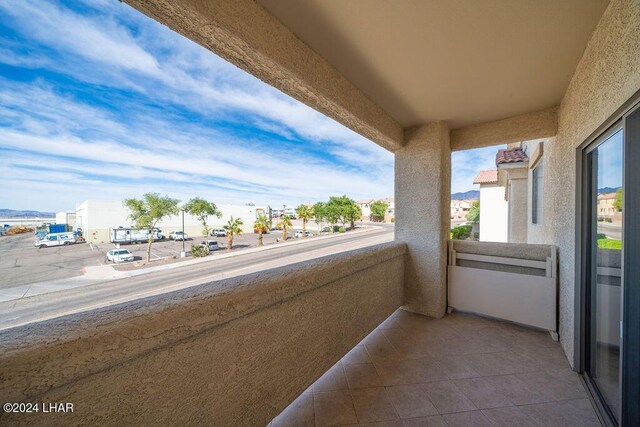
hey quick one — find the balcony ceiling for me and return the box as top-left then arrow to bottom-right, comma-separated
257,0 -> 608,129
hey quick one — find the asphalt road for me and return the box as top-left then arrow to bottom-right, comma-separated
0,225 -> 394,330
597,222 -> 622,240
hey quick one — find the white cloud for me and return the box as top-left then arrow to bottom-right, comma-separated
451,145 -> 503,194
0,0 -> 394,212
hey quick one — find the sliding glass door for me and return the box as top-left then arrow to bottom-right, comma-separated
583,126 -> 623,423
581,101 -> 639,426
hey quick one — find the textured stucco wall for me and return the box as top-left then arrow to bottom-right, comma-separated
123,0 -> 403,152
508,177 -> 529,243
0,243 -> 406,426
395,122 -> 450,317
450,107 -> 558,151
524,138 -> 556,246
546,0 -> 640,366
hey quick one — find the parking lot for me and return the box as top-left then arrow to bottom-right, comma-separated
0,228 -> 320,289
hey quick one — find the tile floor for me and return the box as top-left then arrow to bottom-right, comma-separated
269,309 -> 601,427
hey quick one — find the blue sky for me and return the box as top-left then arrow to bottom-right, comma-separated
0,0 -> 492,212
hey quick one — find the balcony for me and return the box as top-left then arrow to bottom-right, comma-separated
271,309 -> 598,426
1,0 -> 638,425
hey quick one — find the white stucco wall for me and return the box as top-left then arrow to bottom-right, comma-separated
479,184 -> 508,242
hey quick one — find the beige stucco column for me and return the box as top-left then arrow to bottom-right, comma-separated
395,122 -> 451,318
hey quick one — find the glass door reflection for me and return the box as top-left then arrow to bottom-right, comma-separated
586,127 -> 623,423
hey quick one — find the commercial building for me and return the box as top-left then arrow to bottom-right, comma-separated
55,211 -> 76,229
74,200 -> 265,243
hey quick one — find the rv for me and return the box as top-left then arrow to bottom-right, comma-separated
109,227 -> 164,244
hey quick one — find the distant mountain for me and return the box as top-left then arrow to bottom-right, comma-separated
597,186 -> 621,194
0,209 -> 55,218
451,190 -> 479,200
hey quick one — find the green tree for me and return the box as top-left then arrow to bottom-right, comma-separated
183,197 -> 222,238
253,214 -> 270,246
277,215 -> 293,241
345,200 -> 362,231
369,200 -> 389,222
466,201 -> 480,224
296,204 -> 314,238
613,188 -> 623,212
324,195 -> 361,230
123,193 -> 180,262
313,202 -> 326,233
450,224 -> 472,240
223,216 -> 243,250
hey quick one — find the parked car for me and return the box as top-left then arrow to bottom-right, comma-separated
106,249 -> 135,263
169,231 -> 189,241
200,240 -> 220,251
211,229 -> 227,237
35,232 -> 77,248
294,231 -> 312,238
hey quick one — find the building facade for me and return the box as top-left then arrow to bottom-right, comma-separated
473,170 -> 508,242
75,200 -> 264,243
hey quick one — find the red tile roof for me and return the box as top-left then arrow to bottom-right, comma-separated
496,148 -> 528,165
473,169 -> 498,184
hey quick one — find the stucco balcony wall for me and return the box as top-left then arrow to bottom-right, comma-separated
0,242 -> 406,426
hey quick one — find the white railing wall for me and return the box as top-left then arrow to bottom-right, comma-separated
448,240 -> 558,336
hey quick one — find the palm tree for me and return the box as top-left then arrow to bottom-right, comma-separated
253,214 -> 270,246
277,215 -> 292,242
223,216 -> 243,250
296,204 -> 314,238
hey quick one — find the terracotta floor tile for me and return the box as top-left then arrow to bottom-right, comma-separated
271,392 -> 314,427
442,410 -> 493,426
314,390 -> 358,427
314,362 -> 349,392
401,415 -> 447,426
385,384 -> 438,418
453,377 -> 513,409
419,381 -> 477,415
481,406 -> 537,426
373,360 -> 414,386
350,387 -> 399,424
519,398 -> 600,426
342,345 -> 373,365
271,311 -> 593,426
344,363 -> 384,390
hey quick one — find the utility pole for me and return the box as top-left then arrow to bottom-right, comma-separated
180,209 -> 186,258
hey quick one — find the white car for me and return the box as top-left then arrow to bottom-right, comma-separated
106,249 -> 135,263
200,240 -> 220,251
211,229 -> 227,237
294,231 -> 312,238
169,231 -> 189,241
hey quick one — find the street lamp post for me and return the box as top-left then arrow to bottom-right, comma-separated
180,208 -> 186,258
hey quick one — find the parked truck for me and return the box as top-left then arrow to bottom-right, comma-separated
109,227 -> 164,244
34,232 -> 77,248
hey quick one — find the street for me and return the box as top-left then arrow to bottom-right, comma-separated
0,225 -> 394,330
0,220 -> 355,289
